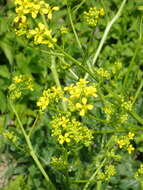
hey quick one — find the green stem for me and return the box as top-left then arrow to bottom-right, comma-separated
67,6 -> 83,53
123,39 -> 142,89
92,0 -> 127,66
54,44 -> 98,82
97,181 -> 102,190
51,57 -> 67,111
129,111 -> 143,125
132,80 -> 143,105
28,113 -> 39,137
83,158 -> 106,190
73,0 -> 86,14
9,101 -> 56,190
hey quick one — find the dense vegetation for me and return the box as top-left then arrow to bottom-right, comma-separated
0,0 -> 143,189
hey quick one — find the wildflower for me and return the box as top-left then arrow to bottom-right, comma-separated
37,86 -> 63,111
105,165 -> 116,180
99,8 -> 105,16
119,113 -> 128,123
127,144 -> 135,154
58,133 -> 70,144
60,26 -> 68,34
9,75 -> 33,100
128,132 -> 135,140
121,100 -> 132,111
28,23 -> 57,47
50,115 -> 93,146
76,97 -> 93,116
3,131 -> 18,143
37,96 -> 49,111
116,133 -> 135,154
51,156 -> 68,170
14,0 -> 59,47
84,7 -> 105,27
117,139 -> 126,148
95,67 -> 110,78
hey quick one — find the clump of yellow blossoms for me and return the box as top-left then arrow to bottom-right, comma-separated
14,0 -> 59,47
51,156 -> 68,170
95,67 -> 110,79
111,61 -> 122,74
37,87 -> 63,111
121,100 -> 132,111
76,97 -> 93,116
84,7 -> 105,27
9,75 -> 33,100
27,23 -> 57,46
97,165 -> 116,181
3,131 -> 18,143
37,79 -> 97,116
116,132 -> 135,154
64,79 -> 97,116
50,114 -> 93,146
135,164 -> 143,178
60,26 -> 68,34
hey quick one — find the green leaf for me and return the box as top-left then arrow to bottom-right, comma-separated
0,41 -> 13,65
0,65 -> 10,79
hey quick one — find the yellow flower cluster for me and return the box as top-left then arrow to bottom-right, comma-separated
27,23 -> 57,46
135,164 -> 143,178
50,114 -> 93,146
37,87 -> 63,111
64,79 -> 97,116
121,100 -> 132,111
105,165 -> 116,180
3,131 -> 18,143
103,104 -> 114,121
51,156 -> 68,170
111,61 -> 122,74
60,26 -> 68,34
95,68 -> 110,78
116,132 -> 135,154
37,79 -> 97,116
84,7 -> 105,27
119,113 -> 128,123
97,165 -> 116,181
9,75 -> 33,100
14,0 -> 59,47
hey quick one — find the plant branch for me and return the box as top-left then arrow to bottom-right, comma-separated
92,0 -> 127,66
9,101 -> 56,190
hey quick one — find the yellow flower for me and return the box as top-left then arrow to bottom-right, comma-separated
99,8 -> 105,16
60,26 -> 68,34
59,133 -> 70,144
37,96 -> 49,111
76,97 -> 93,116
117,139 -> 126,148
127,144 -> 134,154
128,132 -> 135,140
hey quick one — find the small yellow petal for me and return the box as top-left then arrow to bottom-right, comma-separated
80,109 -> 85,116
82,97 -> 87,105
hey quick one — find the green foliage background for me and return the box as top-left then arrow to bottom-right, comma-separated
0,0 -> 143,189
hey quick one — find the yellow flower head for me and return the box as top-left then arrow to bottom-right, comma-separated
76,97 -> 93,116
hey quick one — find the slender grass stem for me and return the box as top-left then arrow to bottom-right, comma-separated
28,113 -> 39,137
83,158 -> 106,190
132,80 -> 143,105
92,0 -> 127,66
129,111 -> 143,125
9,101 -> 56,190
123,39 -> 142,89
51,57 -> 67,111
67,6 -> 83,53
73,0 -> 86,14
